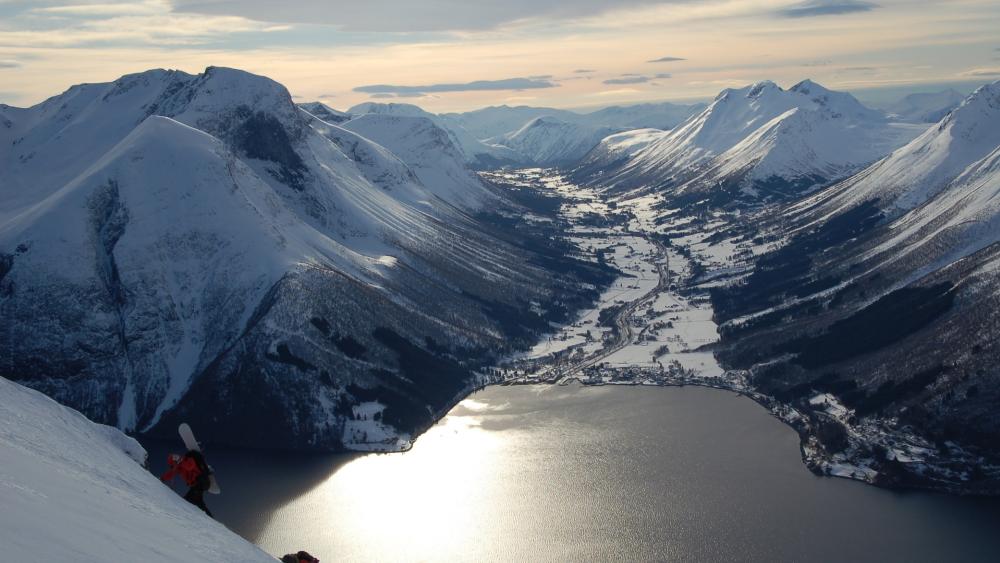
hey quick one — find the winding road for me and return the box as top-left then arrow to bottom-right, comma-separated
536,234 -> 672,384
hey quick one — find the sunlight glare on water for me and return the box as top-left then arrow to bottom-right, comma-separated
260,399 -> 508,561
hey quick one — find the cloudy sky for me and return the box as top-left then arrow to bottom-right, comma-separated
1,0 -> 998,111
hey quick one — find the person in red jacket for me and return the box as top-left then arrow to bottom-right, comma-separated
161,449 -> 213,517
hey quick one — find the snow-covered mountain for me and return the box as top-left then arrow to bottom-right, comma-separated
0,67 -> 610,450
885,89 -> 966,124
347,102 -> 521,168
488,116 -> 617,167
299,101 -> 350,123
576,80 -> 927,205
791,81 -> 1000,222
0,376 -> 274,562
711,83 -> 1000,474
572,128 -> 664,179
341,113 -> 500,210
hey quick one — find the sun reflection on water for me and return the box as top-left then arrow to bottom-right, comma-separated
263,400 -> 504,561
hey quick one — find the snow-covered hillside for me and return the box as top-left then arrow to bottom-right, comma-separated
0,67 -> 610,450
0,376 -> 274,562
347,102 -> 521,168
576,80 -> 927,204
489,116 -> 616,167
886,89 -> 966,123
707,83 -> 1000,481
341,113 -> 499,210
573,128 -> 664,178
792,81 -> 1000,221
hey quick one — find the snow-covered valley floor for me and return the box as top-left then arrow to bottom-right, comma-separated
489,169 -> 730,387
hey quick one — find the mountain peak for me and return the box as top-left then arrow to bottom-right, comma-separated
746,80 -> 781,98
941,80 -> 1000,132
790,79 -> 829,95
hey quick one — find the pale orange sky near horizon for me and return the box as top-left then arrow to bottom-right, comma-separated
1,0 -> 998,112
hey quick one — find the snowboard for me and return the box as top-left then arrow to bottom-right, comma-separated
178,423 -> 221,495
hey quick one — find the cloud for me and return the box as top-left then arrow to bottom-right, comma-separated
31,3 -> 161,17
0,1 -> 287,48
0,60 -> 21,69
172,0 -> 682,32
802,60 -> 833,67
961,68 -> 1000,77
573,69 -> 596,73
603,75 -> 651,84
528,74 -> 553,79
840,66 -> 878,72
654,72 -> 672,79
318,93 -> 337,99
647,56 -> 686,63
353,77 -> 558,95
591,88 -> 642,97
365,91 -> 426,98
779,1 -> 878,18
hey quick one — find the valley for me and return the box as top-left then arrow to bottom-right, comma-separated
483,167 -> 1000,495
488,169 -> 728,388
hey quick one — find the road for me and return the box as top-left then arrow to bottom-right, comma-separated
531,233 -> 672,384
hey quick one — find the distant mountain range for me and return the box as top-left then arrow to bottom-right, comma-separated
343,99 -> 705,168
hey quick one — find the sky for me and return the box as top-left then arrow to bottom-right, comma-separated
0,0 -> 998,112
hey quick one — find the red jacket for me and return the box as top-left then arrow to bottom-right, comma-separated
161,454 -> 203,487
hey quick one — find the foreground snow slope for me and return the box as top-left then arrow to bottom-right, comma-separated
0,376 -> 273,562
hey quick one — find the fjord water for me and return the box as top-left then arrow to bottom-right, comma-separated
151,385 -> 1000,562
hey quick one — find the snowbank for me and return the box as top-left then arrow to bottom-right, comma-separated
0,376 -> 274,562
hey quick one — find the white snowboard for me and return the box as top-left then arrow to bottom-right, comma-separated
178,423 -> 221,495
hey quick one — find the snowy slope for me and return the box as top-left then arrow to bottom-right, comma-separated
299,101 -> 350,123
0,376 -> 273,562
795,81 -> 1000,221
573,128 -> 664,179
868,143 -> 1000,275
578,80 -> 925,203
489,116 -> 617,167
341,113 -> 498,210
886,89 -> 966,123
347,102 -> 521,167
